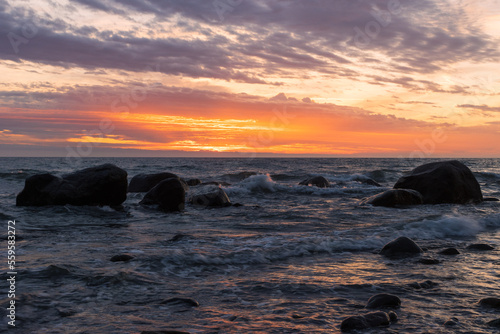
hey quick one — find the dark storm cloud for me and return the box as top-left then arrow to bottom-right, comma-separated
0,0 -> 498,84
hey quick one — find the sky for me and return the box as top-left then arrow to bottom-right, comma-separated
0,0 -> 499,158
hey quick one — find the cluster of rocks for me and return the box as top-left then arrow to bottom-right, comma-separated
16,164 -> 232,212
341,235 -> 497,331
361,160 -> 485,207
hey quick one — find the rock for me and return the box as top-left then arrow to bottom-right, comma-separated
139,178 -> 185,212
487,319 -> 500,328
188,184 -> 231,207
467,243 -> 495,251
110,254 -> 134,262
479,297 -> 500,309
388,311 -> 398,322
361,178 -> 382,187
393,160 -> 483,204
299,176 -> 330,188
439,247 -> 460,255
408,280 -> 438,289
161,297 -> 200,307
129,172 -> 185,192
484,197 -> 500,202
185,178 -> 202,186
418,257 -> 440,265
380,237 -> 423,257
141,331 -> 190,334
340,311 -> 393,332
16,164 -> 127,207
365,293 -> 401,309
360,189 -> 423,207
444,318 -> 458,327
201,181 -> 232,187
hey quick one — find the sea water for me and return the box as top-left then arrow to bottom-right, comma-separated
0,157 -> 499,333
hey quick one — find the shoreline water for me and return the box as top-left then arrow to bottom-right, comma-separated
0,157 -> 499,333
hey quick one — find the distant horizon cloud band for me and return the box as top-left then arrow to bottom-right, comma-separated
1,0 -> 499,158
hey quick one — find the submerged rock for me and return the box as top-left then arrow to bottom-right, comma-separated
110,254 -> 134,262
16,164 -> 127,207
340,311 -> 396,332
439,247 -> 460,255
360,189 -> 423,207
408,280 -> 438,289
393,160 -> 483,204
129,172 -> 186,192
479,297 -> 500,309
365,293 -> 401,309
161,297 -> 200,307
380,236 -> 423,257
139,178 -> 186,212
467,243 -> 495,251
299,176 -> 330,188
185,178 -> 202,186
418,257 -> 440,265
188,184 -> 231,207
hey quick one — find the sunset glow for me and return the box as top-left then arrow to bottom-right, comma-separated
1,0 -> 499,157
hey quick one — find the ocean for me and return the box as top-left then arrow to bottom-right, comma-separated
0,157 -> 499,333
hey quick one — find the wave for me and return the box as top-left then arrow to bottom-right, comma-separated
224,174 -> 383,197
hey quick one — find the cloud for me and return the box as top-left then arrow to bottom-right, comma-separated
456,104 -> 500,112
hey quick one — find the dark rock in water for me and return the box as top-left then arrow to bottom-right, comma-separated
365,293 -> 401,309
487,319 -> 500,328
393,160 -> 483,204
483,197 -> 500,202
408,280 -> 438,289
161,297 -> 200,307
141,331 -> 191,334
341,311 -> 393,331
360,189 -> 423,207
380,237 -> 423,257
418,257 -> 440,265
57,307 -> 77,317
232,203 -> 244,207
479,297 -> 500,309
444,318 -> 459,327
129,172 -> 185,192
169,234 -> 188,242
439,247 -> 460,255
16,164 -> 127,207
188,184 -> 231,207
361,178 -> 382,187
201,181 -> 232,187
110,254 -> 134,262
140,178 -> 185,212
299,176 -> 330,188
467,243 -> 495,251
185,178 -> 202,186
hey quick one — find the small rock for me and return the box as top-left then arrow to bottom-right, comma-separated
439,247 -> 460,255
365,293 -> 401,309
408,280 -> 438,289
444,318 -> 458,327
340,311 -> 392,332
487,319 -> 500,328
388,311 -> 398,322
161,297 -> 200,307
380,236 -> 423,257
467,243 -> 495,251
360,189 -> 423,207
419,257 -> 440,265
483,197 -> 500,202
141,331 -> 191,334
185,178 -> 202,186
188,184 -> 231,207
479,297 -> 500,309
299,176 -> 330,188
110,254 -> 134,262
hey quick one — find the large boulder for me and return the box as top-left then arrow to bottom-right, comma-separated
299,176 -> 330,188
16,164 -> 127,206
393,160 -> 483,204
139,178 -> 185,212
129,172 -> 188,193
360,189 -> 423,207
188,184 -> 231,207
380,236 -> 423,257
